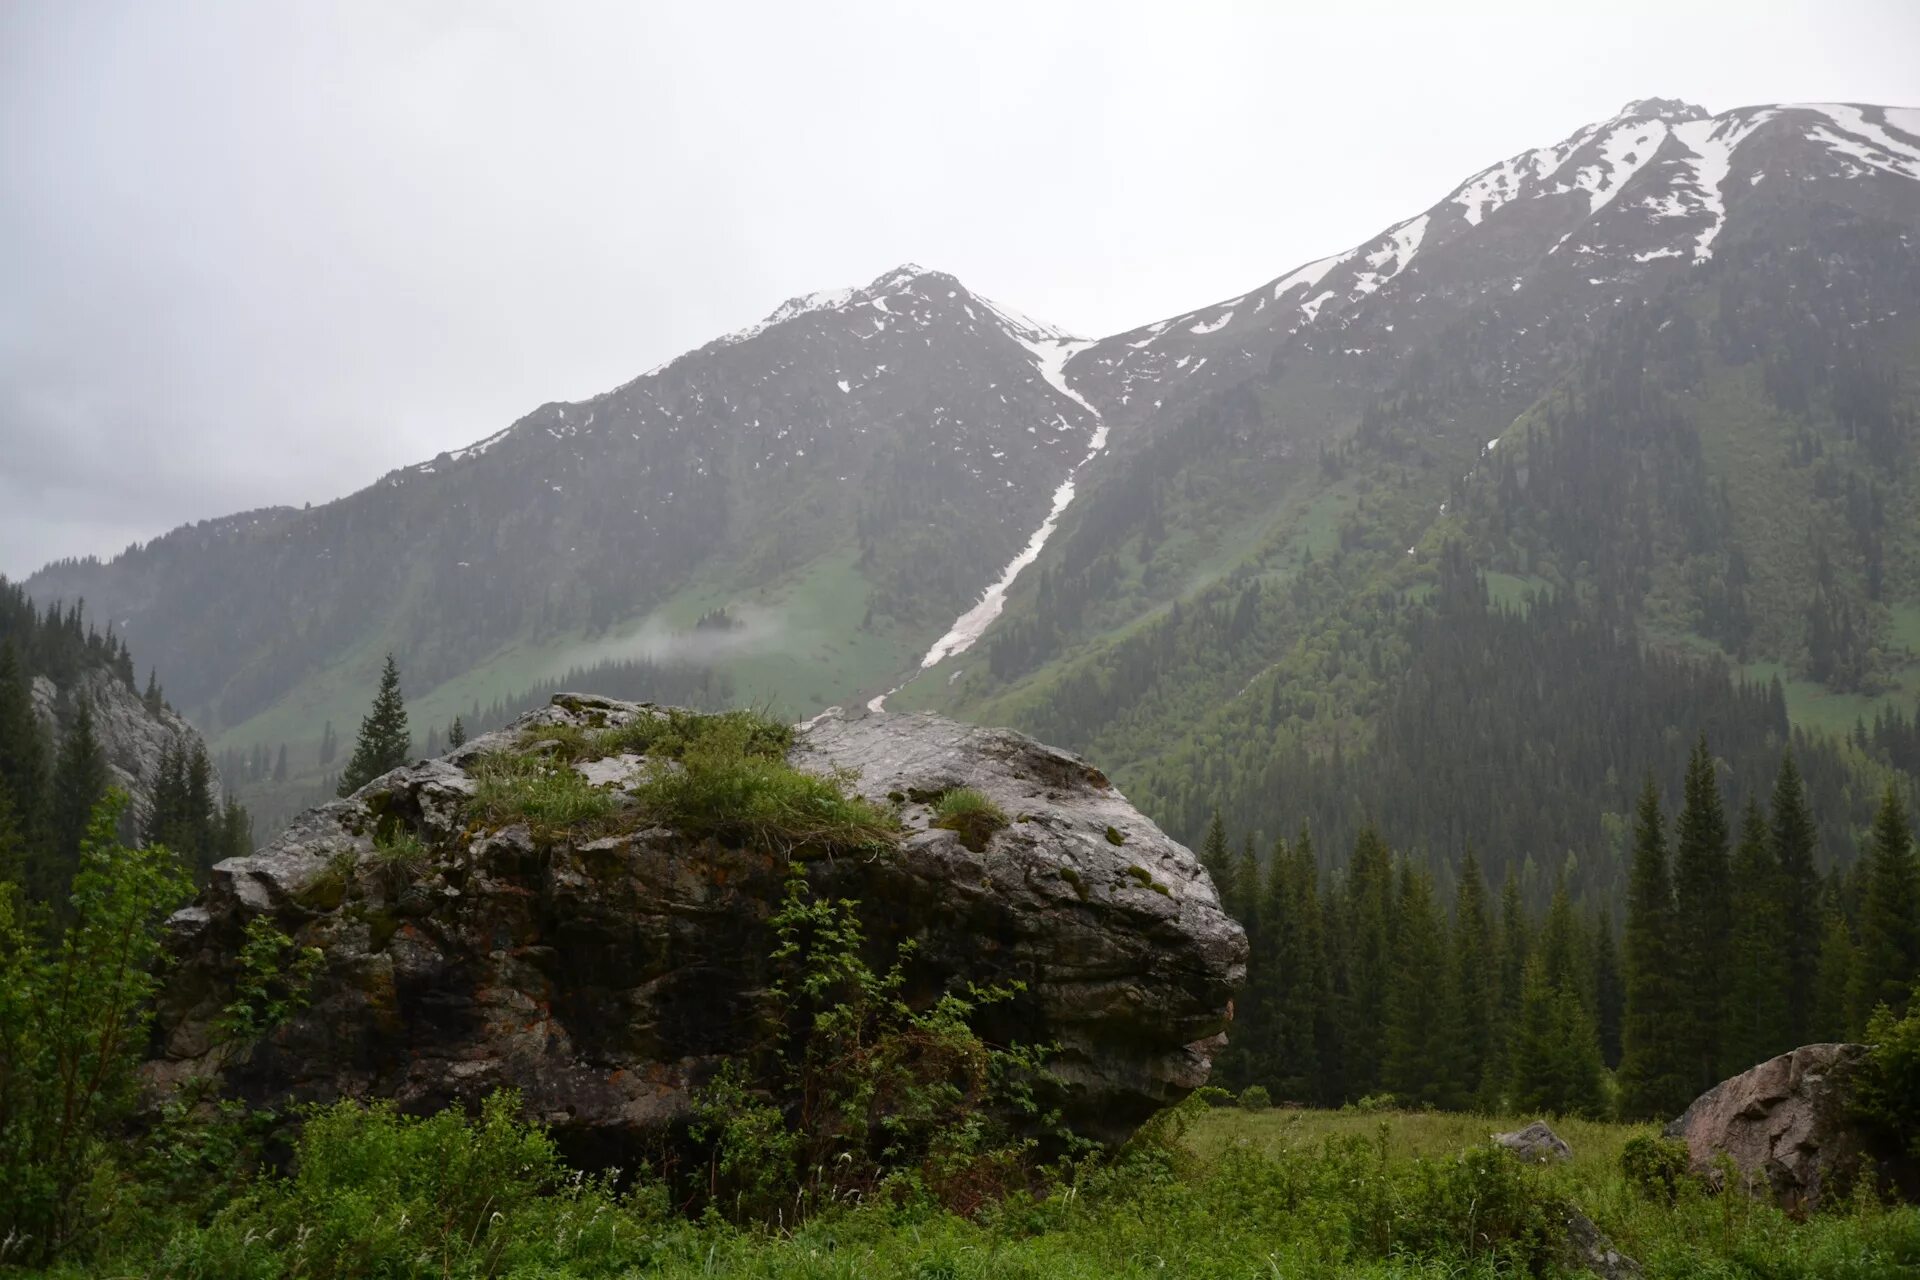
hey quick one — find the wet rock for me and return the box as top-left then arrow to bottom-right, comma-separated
1494,1120 -> 1572,1163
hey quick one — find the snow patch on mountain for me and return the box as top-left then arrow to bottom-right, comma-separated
1803,103 -> 1920,180
1668,108 -> 1777,260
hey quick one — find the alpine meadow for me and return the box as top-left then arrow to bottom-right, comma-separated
5,5 -> 1920,1277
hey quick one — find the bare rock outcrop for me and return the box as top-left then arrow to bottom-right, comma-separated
1493,1120 -> 1572,1163
32,665 -> 214,829
1664,1043 -> 1877,1211
143,697 -> 1247,1161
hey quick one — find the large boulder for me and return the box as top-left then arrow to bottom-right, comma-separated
1663,1043 -> 1878,1211
143,697 -> 1247,1160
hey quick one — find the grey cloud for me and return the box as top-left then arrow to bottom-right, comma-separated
4,0 -> 1917,577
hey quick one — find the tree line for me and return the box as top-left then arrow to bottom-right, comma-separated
1208,739 -> 1920,1119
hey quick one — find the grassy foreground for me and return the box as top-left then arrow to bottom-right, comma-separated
611,1106 -> 1920,1279
63,1102 -> 1918,1280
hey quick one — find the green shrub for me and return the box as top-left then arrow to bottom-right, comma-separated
690,867 -> 1052,1224
930,787 -> 1008,852
1854,983 -> 1920,1161
0,792 -> 194,1265
1238,1084 -> 1272,1111
369,827 -> 429,884
1621,1132 -> 1692,1205
157,1090 -> 661,1279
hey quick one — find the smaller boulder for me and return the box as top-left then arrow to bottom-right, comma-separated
1559,1207 -> 1642,1280
1494,1120 -> 1572,1163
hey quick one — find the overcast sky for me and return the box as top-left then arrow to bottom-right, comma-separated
3,0 -> 1917,579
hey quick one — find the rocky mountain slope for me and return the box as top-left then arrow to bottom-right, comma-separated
24,99 -> 1920,873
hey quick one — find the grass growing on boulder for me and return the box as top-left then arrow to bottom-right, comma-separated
930,786 -> 1008,851
525,707 -> 792,766
627,714 -> 897,856
467,750 -> 619,836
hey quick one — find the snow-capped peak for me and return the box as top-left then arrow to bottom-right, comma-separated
1613,97 -> 1711,124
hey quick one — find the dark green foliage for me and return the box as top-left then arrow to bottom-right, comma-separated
1853,984 -> 1920,1163
445,715 -> 466,749
1383,865 -> 1457,1108
1727,797 -> 1792,1074
1673,735 -> 1733,1094
1772,753 -> 1823,1045
1237,1084 -> 1271,1111
157,1090 -> 660,1279
1451,850 -> 1497,1099
43,698 -> 106,905
691,867 -> 1051,1222
145,736 -> 248,876
1507,888 -> 1607,1119
1593,909 -> 1624,1070
335,653 -> 410,797
930,787 -> 1008,852
1620,1134 -> 1692,1206
0,791 -> 193,1263
1851,786 -> 1920,1027
1619,777 -> 1691,1119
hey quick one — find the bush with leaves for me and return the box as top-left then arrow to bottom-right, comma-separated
0,791 -> 193,1265
690,866 -> 1058,1223
1853,982 -> 1920,1164
156,1090 -> 664,1279
1621,1133 -> 1692,1205
1238,1084 -> 1272,1111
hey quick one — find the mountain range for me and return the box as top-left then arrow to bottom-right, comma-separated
23,98 -> 1920,888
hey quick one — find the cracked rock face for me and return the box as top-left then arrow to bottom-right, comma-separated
1663,1043 -> 1893,1212
144,696 -> 1246,1159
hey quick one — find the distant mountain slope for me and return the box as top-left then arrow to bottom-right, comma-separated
23,99 -> 1920,870
27,265 -> 1099,743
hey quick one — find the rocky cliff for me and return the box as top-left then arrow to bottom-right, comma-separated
144,696 -> 1246,1158
31,663 -> 214,831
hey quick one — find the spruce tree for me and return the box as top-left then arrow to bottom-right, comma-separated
1383,865 -> 1455,1107
1673,735 -> 1733,1093
1199,811 -> 1231,891
1508,951 -> 1608,1119
1813,908 -> 1859,1042
142,668 -> 163,716
1619,776 -> 1690,1119
1491,870 -> 1530,1104
1451,849 -> 1496,1100
447,716 -> 467,749
1272,829 -> 1328,1103
1341,826 -> 1395,1098
1770,752 -> 1821,1043
0,643 -> 47,863
1726,797 -> 1790,1072
44,699 -> 107,903
337,655 -> 411,797
1851,785 -> 1919,1024
1593,910 -> 1624,1069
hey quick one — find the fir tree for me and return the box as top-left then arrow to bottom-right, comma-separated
272,744 -> 288,783
1593,909 -> 1624,1069
1508,950 -> 1608,1119
1851,785 -> 1919,1024
336,655 -> 411,797
1770,752 -> 1821,1043
447,716 -> 467,749
1619,776 -> 1690,1119
1726,797 -> 1790,1072
1273,828 -> 1328,1103
0,643 -> 47,862
1451,849 -> 1496,1100
1341,826 -> 1395,1098
1199,811 -> 1231,890
44,699 -> 107,904
142,667 -> 163,716
1383,865 -> 1455,1107
319,720 -> 338,767
1813,908 -> 1859,1042
1491,870 -> 1530,1104
1673,735 -> 1733,1093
